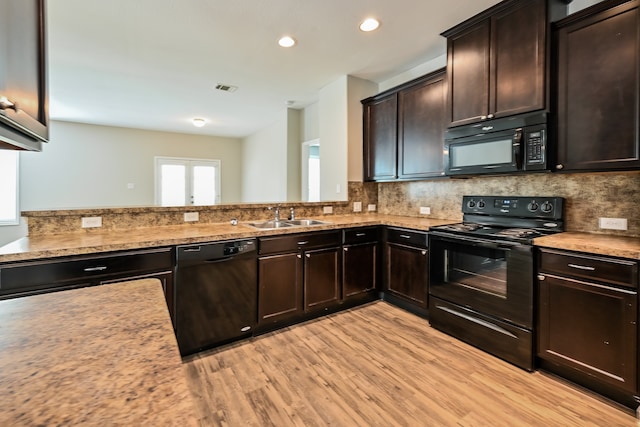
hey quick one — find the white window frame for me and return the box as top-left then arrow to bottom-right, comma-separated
0,151 -> 20,226
154,156 -> 221,206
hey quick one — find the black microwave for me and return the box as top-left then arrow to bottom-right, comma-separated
444,112 -> 549,177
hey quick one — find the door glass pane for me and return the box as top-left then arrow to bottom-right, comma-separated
444,248 -> 507,298
192,165 -> 216,205
160,164 -> 186,206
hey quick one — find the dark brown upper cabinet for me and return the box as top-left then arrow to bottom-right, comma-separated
362,69 -> 446,182
554,0 -> 640,172
0,0 -> 49,151
442,0 -> 567,128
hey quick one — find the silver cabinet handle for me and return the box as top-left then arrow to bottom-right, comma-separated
487,114 -> 494,119
355,233 -> 366,237
399,235 -> 412,239
305,253 -> 310,258
83,266 -> 108,272
0,96 -> 17,111
537,275 -> 545,281
421,250 -> 427,256
298,241 -> 308,245
556,164 -> 564,170
343,247 -> 349,252
568,263 -> 595,271
297,254 -> 302,259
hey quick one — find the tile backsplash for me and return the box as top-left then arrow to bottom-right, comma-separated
378,171 -> 640,237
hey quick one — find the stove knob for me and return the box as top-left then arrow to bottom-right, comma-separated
467,200 -> 476,208
541,201 -> 553,213
478,200 -> 485,208
527,201 -> 539,212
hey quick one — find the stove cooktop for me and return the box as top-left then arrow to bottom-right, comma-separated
430,222 -> 558,243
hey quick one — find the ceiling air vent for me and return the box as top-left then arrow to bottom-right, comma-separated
214,83 -> 238,92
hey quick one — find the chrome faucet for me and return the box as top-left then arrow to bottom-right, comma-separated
268,205 -> 281,222
289,207 -> 295,220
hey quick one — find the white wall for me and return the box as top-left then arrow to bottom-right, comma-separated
347,76 -> 378,182
569,0 -> 605,13
301,102 -> 319,142
20,121 -> 243,210
241,111 -> 288,203
286,108 -> 302,202
318,76 -> 349,201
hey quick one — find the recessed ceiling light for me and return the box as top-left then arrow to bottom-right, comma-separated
278,36 -> 296,48
192,118 -> 206,127
359,18 -> 380,32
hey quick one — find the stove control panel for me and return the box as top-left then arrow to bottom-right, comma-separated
463,196 -> 564,220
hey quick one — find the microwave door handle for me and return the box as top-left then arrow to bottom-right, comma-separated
513,129 -> 523,168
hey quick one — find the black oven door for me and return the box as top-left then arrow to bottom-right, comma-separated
429,232 -> 533,329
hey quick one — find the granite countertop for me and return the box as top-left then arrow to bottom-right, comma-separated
0,278 -> 197,426
533,232 -> 640,260
1,213 -> 639,262
0,214 -> 458,263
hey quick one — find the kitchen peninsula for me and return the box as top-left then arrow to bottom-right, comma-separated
0,278 -> 196,426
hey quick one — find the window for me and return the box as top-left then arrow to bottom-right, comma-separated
154,157 -> 221,206
0,151 -> 19,225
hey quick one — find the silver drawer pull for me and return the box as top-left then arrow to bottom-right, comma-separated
83,266 -> 108,272
355,233 -> 366,237
399,235 -> 412,239
568,263 -> 595,271
298,241 -> 309,245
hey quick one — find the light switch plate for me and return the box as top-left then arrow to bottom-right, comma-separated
81,216 -> 102,228
184,212 -> 199,222
353,202 -> 362,212
323,206 -> 333,214
367,204 -> 376,212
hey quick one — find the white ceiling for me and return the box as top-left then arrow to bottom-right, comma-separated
47,0 -> 501,138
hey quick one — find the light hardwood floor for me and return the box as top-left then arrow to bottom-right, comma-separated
184,302 -> 638,426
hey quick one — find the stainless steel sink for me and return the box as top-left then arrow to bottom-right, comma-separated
247,218 -> 330,229
285,219 -> 328,226
248,220 -> 293,229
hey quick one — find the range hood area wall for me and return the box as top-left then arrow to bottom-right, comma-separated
377,171 -> 640,237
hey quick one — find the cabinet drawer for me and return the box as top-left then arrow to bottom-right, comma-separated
343,227 -> 379,245
385,227 -> 428,248
0,248 -> 174,294
259,231 -> 341,255
539,249 -> 638,289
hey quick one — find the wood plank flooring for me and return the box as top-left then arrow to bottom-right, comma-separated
183,302 -> 637,426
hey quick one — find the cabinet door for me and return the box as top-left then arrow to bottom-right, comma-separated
304,247 -> 340,311
363,94 -> 397,181
398,72 -> 446,179
258,253 -> 303,325
556,2 -> 640,171
385,243 -> 428,308
538,275 -> 637,392
0,0 -> 48,150
491,0 -> 546,118
342,243 -> 377,298
446,20 -> 490,127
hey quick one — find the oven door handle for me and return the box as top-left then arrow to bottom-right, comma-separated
429,232 -> 522,250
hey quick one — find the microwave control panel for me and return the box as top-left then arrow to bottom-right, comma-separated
524,125 -> 546,168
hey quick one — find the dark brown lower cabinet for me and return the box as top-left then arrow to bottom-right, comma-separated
258,253 -> 303,325
537,249 -> 639,407
257,231 -> 341,328
383,227 -> 429,311
342,243 -> 377,298
304,247 -> 340,311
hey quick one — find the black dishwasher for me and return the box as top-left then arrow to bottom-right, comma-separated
175,239 -> 257,356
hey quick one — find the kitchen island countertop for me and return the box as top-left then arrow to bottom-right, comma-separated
0,278 -> 197,426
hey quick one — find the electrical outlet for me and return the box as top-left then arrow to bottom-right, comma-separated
598,217 -> 627,230
353,202 -> 362,212
81,216 -> 102,228
367,204 -> 376,212
184,212 -> 199,222
420,206 -> 431,215
323,206 -> 333,214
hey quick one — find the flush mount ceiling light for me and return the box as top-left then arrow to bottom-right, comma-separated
359,18 -> 380,32
278,36 -> 296,48
192,118 -> 206,127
